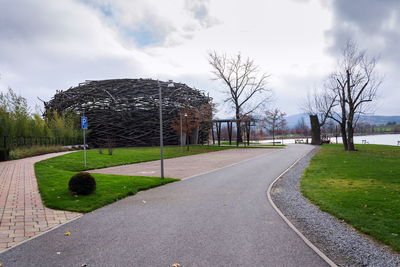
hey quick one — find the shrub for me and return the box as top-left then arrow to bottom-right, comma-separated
68,172 -> 96,195
9,145 -> 69,160
0,149 -> 9,161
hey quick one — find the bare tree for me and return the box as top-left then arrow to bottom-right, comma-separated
208,51 -> 272,145
302,88 -> 336,145
264,108 -> 286,145
327,41 -> 381,151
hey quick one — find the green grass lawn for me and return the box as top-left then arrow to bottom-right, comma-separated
301,144 -> 400,251
35,145 -> 231,212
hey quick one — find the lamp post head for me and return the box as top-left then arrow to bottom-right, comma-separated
167,80 -> 174,88
184,113 -> 188,117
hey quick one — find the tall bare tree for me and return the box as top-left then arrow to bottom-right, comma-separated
208,51 -> 271,145
327,41 -> 381,151
264,108 -> 286,145
302,88 -> 336,145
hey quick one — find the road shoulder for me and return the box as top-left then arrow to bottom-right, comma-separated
270,148 -> 400,266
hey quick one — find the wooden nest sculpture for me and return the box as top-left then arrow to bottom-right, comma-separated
44,79 -> 212,147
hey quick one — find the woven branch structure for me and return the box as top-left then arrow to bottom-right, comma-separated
44,79 -> 212,147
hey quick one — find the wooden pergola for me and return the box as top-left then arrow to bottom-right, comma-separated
210,119 -> 252,146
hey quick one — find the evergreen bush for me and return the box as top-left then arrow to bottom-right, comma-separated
68,172 -> 96,195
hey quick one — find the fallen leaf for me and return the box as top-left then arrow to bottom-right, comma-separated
171,264 -> 181,267
57,252 -> 61,255
142,200 -> 146,204
65,231 -> 71,236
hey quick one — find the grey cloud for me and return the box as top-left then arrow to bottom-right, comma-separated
184,0 -> 220,28
0,0 -> 145,108
289,0 -> 311,3
79,0 -> 178,47
325,0 -> 400,64
116,10 -> 177,48
323,0 -> 400,115
0,0 -> 93,43
122,15 -> 177,47
273,72 -> 328,116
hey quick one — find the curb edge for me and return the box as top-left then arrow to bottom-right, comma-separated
266,149 -> 338,267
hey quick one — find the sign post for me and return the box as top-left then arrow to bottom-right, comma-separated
81,116 -> 88,168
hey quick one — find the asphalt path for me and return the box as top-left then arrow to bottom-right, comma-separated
0,144 -> 328,266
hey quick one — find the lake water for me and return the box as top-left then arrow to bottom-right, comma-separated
330,134 -> 400,146
260,134 -> 400,146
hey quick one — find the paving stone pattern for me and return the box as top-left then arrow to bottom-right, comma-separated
92,148 -> 276,179
0,152 -> 81,251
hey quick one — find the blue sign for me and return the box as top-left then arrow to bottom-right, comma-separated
81,116 -> 88,130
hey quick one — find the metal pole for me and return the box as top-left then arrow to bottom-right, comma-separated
158,81 -> 164,179
180,113 -> 183,152
186,115 -> 189,151
83,129 -> 87,168
82,107 -> 87,169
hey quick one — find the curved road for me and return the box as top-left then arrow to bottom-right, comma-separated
0,144 -> 328,266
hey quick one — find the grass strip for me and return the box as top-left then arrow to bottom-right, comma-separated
301,144 -> 400,251
35,145 -> 231,212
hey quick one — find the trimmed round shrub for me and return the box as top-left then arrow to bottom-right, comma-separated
68,172 -> 96,195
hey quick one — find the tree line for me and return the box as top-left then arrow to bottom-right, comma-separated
0,88 -> 81,148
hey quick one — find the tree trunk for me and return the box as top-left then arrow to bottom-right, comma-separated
272,125 -> 275,146
340,122 -> 348,150
236,121 -> 242,146
192,127 -> 199,145
347,120 -> 356,151
236,110 -> 242,146
309,115 -> 321,145
346,69 -> 356,151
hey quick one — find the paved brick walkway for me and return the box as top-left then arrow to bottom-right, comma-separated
0,152 -> 81,251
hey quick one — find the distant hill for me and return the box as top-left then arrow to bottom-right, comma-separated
285,113 -> 400,129
358,115 -> 400,126
285,113 -> 310,129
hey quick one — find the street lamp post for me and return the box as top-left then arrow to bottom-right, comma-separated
185,113 -> 189,151
159,80 -> 175,179
180,113 -> 183,152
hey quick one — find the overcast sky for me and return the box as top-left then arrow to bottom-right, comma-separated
0,0 -> 399,117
